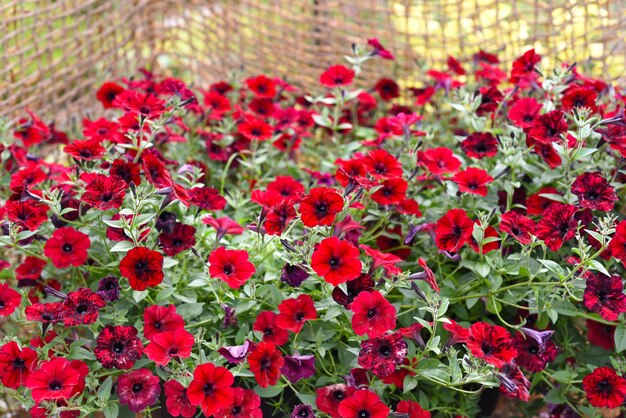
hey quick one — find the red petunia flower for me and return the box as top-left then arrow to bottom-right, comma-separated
25,302 -> 63,325
5,200 -> 49,232
583,272 -> 626,321
351,290 -> 396,338
10,162 -> 47,192
526,187 -> 560,216
159,223 -> 196,256
467,322 -> 517,368
0,341 -> 38,389
267,176 -> 305,202
497,364 -> 530,402
374,78 -> 400,101
145,328 -> 194,366
320,65 -> 355,88
395,400 -> 431,418
358,332 -> 407,378
417,147 -> 462,175
311,236 -> 362,285
208,246 -> 256,289
510,49 -> 541,86
61,288 -> 105,327
435,208 -> 474,252
461,132 -> 498,159
363,149 -> 403,180
187,362 -> 235,416
164,380 -> 197,418
276,294 -> 317,333
513,329 -> 557,372
361,245 -> 402,276
143,304 -> 185,341
25,357 -> 87,402
528,110 -> 568,144
508,97 -> 542,128
64,139 -> 105,161
238,116 -> 274,141
248,341 -> 284,388
81,174 -> 127,210
299,187 -> 344,227
189,186 -> 227,211
43,227 -> 90,269
110,159 -> 141,186
16,256 -> 47,282
0,283 -> 21,317
500,211 -> 535,245
265,201 -> 297,236
338,389 -> 390,418
367,38 -> 394,60
609,221 -> 626,267
94,325 -> 143,369
561,85 -> 598,113
216,387 -> 263,418
453,167 -> 494,196
371,178 -> 407,205
246,74 -> 277,99
116,368 -> 161,412
253,311 -> 290,346
587,319 -> 615,351
316,384 -> 356,418
96,82 -> 124,108
583,366 -> 626,409
571,172 -> 617,211
119,246 -> 164,291
535,203 -> 577,251
113,90 -> 166,120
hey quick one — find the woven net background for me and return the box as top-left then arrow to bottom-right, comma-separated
2,0 -> 626,125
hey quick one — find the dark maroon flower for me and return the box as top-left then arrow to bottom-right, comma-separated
535,203 -> 577,251
358,332 -> 407,378
222,304 -> 237,328
571,172 -> 617,211
155,211 -> 178,234
281,352 -> 316,383
95,325 -> 144,369
332,273 -> 374,309
583,272 -> 626,321
116,368 -> 161,412
497,364 -> 530,401
467,322 -> 517,368
583,366 -> 626,409
461,132 -> 498,159
96,276 -> 120,302
281,263 -> 309,287
587,319 -> 615,350
159,223 -> 196,256
291,404 -> 315,418
513,328 -> 557,372
61,288 -> 105,327
81,174 -> 126,210
500,211 -> 535,245
528,110 -> 568,144
374,78 -> 400,101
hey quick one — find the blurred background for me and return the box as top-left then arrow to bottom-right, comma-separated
1,0 -> 625,125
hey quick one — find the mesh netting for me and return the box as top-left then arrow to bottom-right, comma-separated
2,0 -> 625,124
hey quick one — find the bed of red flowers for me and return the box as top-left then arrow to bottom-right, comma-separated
1,40 -> 626,418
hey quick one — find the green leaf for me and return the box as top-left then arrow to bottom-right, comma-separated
103,404 -> 119,418
614,324 -> 626,353
551,370 -> 576,383
403,376 -> 418,393
177,303 -> 204,319
133,290 -> 148,303
475,262 -> 491,278
587,260 -> 610,278
98,377 -> 113,402
538,259 -> 564,278
110,241 -> 134,252
254,384 -> 285,398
